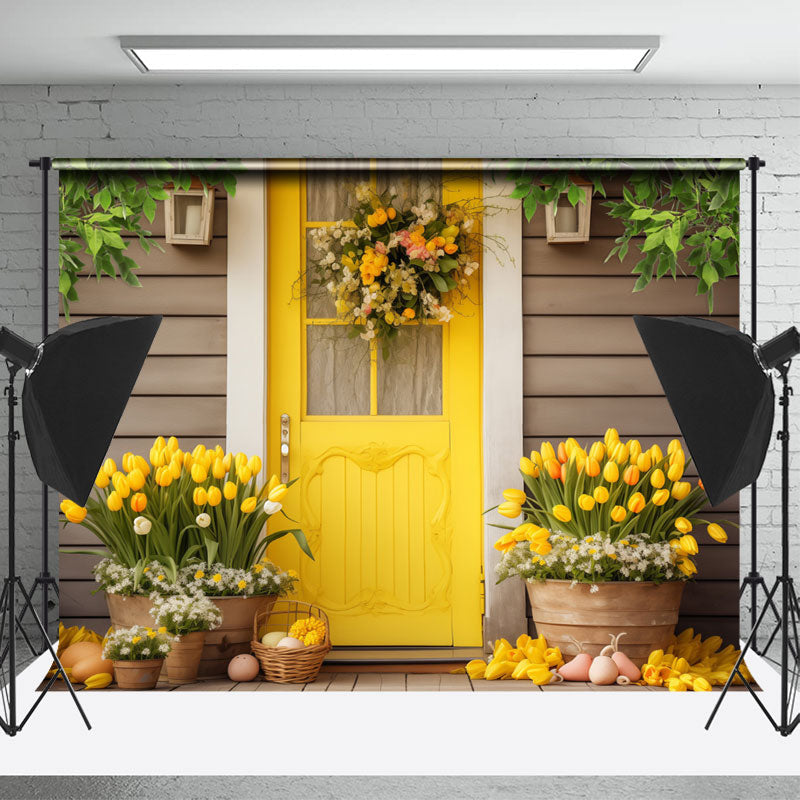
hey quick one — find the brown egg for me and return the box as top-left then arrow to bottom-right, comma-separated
61,641 -> 103,669
227,654 -> 260,682
72,654 -> 114,684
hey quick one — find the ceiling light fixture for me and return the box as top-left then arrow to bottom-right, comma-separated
120,36 -> 659,74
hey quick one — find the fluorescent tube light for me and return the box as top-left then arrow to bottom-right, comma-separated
121,36 -> 659,74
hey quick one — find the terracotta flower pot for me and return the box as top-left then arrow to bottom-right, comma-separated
113,658 -> 164,690
106,593 -> 156,629
199,596 -> 277,677
164,631 -> 207,685
105,592 -> 277,677
527,579 -> 684,668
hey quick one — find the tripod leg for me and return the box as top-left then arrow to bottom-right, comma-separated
13,580 -> 90,731
706,578 -> 780,730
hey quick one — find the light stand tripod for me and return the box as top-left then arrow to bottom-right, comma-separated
706,362 -> 800,735
0,361 -> 90,736
739,155 -> 782,655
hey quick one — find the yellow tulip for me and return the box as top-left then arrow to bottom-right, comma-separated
130,493 -> 147,513
603,461 -> 619,483
155,466 -> 173,488
540,441 -> 556,462
127,468 -> 145,491
102,458 -> 117,477
60,500 -> 87,524
627,439 -> 642,461
241,497 -> 258,514
578,494 -> 595,512
667,677 -> 687,692
667,464 -> 684,482
183,452 -> 194,470
511,659 -> 533,680
627,492 -> 645,513
610,505 -> 627,523
693,676 -> 712,692
191,463 -> 208,483
677,558 -> 697,577
207,486 -> 222,507
248,455 -> 263,475
552,504 -> 572,523
679,534 -> 699,555
588,441 -> 605,461
465,659 -> 486,680
667,439 -> 681,455
527,665 -> 556,685
604,427 -> 619,446
623,465 -> 640,486
95,469 -> 110,489
268,484 -> 288,503
133,455 -> 150,477
210,458 -> 225,480
498,501 -> 522,519
674,517 -> 692,534
193,487 -> 208,506
111,473 -> 130,499
191,444 -> 207,460
671,481 -> 691,500
484,659 -> 515,681
150,447 -> 166,467
531,540 -> 552,556
106,491 -> 123,512
519,456 -> 536,476
237,465 -> 252,484
234,452 -> 248,471
223,481 -> 237,500
650,468 -> 665,489
584,457 -> 600,477
83,672 -> 113,690
166,436 -> 180,454
503,488 -> 526,505
641,664 -> 663,687
636,453 -> 652,472
651,489 -> 669,506
121,452 -> 135,473
152,436 -> 166,451
707,523 -> 728,543
593,486 -> 610,504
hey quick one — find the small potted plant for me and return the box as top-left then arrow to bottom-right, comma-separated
102,625 -> 173,690
150,591 -> 223,685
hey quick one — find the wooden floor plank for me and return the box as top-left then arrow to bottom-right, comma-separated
406,674 -> 441,691
540,680 -> 591,691
376,673 -> 407,691
327,673 -> 358,692
354,673 -> 383,692
254,680 -> 304,691
438,673 -> 472,691
471,679 -> 541,691
303,674 -> 335,692
171,678 -> 235,692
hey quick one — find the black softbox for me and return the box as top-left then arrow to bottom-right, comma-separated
22,315 -> 161,505
634,315 -> 774,507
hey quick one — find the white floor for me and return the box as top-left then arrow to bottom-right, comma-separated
1,646 -> 799,776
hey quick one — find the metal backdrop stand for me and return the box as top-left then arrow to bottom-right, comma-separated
739,156 -> 783,655
0,363 -> 90,736
19,158 -> 59,654
707,364 -> 800,735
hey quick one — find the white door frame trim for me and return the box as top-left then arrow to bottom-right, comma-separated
226,167 -> 527,650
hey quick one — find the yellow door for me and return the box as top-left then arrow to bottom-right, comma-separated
266,165 -> 483,646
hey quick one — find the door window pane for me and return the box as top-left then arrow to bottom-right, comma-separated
377,325 -> 442,415
376,167 -> 441,211
306,229 -> 336,318
307,326 -> 370,415
306,168 -> 369,222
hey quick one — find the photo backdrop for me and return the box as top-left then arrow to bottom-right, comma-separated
54,158 -> 743,645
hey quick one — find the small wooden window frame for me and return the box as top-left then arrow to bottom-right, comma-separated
544,179 -> 592,244
165,188 -> 215,246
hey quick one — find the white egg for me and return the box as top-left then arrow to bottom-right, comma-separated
276,636 -> 305,649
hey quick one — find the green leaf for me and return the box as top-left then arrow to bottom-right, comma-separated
222,174 -> 238,197
630,208 -> 653,220
101,229 -> 126,249
522,191 -> 538,221
567,184 -> 584,207
702,263 -> 719,287
142,196 -> 156,224
438,257 -> 458,273
509,184 -> 531,200
642,230 -> 665,252
429,273 -> 450,293
58,270 -> 73,295
716,225 -> 733,240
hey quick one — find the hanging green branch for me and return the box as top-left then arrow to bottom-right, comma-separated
603,171 -> 738,311
506,165 -> 739,312
59,168 -> 237,318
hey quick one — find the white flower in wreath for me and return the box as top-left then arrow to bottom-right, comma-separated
263,500 -> 282,515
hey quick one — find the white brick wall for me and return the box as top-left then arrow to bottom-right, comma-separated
1,82 -> 798,638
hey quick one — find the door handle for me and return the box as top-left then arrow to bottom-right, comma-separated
280,413 -> 290,483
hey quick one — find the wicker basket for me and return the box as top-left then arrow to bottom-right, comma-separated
251,600 -> 331,683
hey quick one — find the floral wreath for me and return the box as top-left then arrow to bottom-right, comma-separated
308,182 -> 479,352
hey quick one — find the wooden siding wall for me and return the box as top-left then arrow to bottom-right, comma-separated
521,177 -> 740,645
58,191 -> 228,632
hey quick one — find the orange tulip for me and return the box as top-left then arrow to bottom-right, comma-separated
585,457 -> 601,477
545,459 -> 561,480
130,493 -> 147,513
627,492 -> 646,513
557,442 -> 568,464
623,465 -> 640,486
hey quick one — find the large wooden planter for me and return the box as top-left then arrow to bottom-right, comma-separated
106,593 -> 277,678
526,579 -> 684,668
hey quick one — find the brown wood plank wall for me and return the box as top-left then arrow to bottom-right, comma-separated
521,179 -> 740,645
58,192 -> 228,633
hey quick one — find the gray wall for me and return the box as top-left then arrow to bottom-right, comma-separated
1,82 -> 798,650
